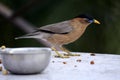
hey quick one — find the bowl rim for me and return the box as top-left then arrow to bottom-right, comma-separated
0,47 -> 51,55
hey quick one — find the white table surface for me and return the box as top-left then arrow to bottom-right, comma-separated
0,52 -> 120,80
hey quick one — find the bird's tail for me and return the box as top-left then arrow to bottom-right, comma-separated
15,35 -> 33,39
15,32 -> 38,39
15,32 -> 48,40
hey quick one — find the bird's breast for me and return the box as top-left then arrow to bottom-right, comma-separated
63,19 -> 88,44
47,26 -> 87,45
47,19 -> 89,45
65,26 -> 87,43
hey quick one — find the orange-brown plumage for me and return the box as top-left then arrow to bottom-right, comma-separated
47,18 -> 90,45
15,14 -> 100,58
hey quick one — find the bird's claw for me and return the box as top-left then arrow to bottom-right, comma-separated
64,53 -> 80,56
54,55 -> 69,58
51,47 -> 70,58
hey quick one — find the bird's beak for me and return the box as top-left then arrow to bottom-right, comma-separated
94,19 -> 100,24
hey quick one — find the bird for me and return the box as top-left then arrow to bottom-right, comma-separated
15,14 -> 100,58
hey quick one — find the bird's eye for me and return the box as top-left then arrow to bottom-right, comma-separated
84,18 -> 93,23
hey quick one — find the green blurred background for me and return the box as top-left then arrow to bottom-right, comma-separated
0,0 -> 120,54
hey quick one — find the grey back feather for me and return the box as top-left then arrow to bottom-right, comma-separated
15,20 -> 73,39
38,20 -> 73,34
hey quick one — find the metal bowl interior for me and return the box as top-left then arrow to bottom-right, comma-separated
0,47 -> 51,74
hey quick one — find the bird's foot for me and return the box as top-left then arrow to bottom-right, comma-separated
64,53 -> 80,56
51,47 -> 69,58
54,55 -> 69,58
60,47 -> 80,56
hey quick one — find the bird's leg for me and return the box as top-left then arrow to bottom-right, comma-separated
60,47 -> 80,56
51,47 -> 69,58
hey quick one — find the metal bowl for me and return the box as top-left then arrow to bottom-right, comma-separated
0,47 -> 51,74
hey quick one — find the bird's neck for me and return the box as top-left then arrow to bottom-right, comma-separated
67,18 -> 90,40
71,18 -> 90,29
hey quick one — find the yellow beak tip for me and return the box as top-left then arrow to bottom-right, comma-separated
94,19 -> 100,24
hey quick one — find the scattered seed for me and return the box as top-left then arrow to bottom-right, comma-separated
54,55 -> 61,58
90,53 -> 95,56
2,69 -> 9,75
1,45 -> 6,49
76,59 -> 81,62
63,62 -> 67,64
52,61 -> 55,63
90,61 -> 95,65
63,54 -> 68,56
74,65 -> 77,67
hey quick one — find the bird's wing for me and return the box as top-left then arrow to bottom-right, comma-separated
15,20 -> 73,39
37,20 -> 73,34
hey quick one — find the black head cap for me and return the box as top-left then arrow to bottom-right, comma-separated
75,14 -> 94,20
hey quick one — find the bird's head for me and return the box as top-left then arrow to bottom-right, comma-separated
75,14 -> 100,24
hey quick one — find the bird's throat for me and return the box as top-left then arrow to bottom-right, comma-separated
67,19 -> 89,41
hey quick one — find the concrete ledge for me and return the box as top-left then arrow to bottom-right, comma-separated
0,52 -> 120,80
